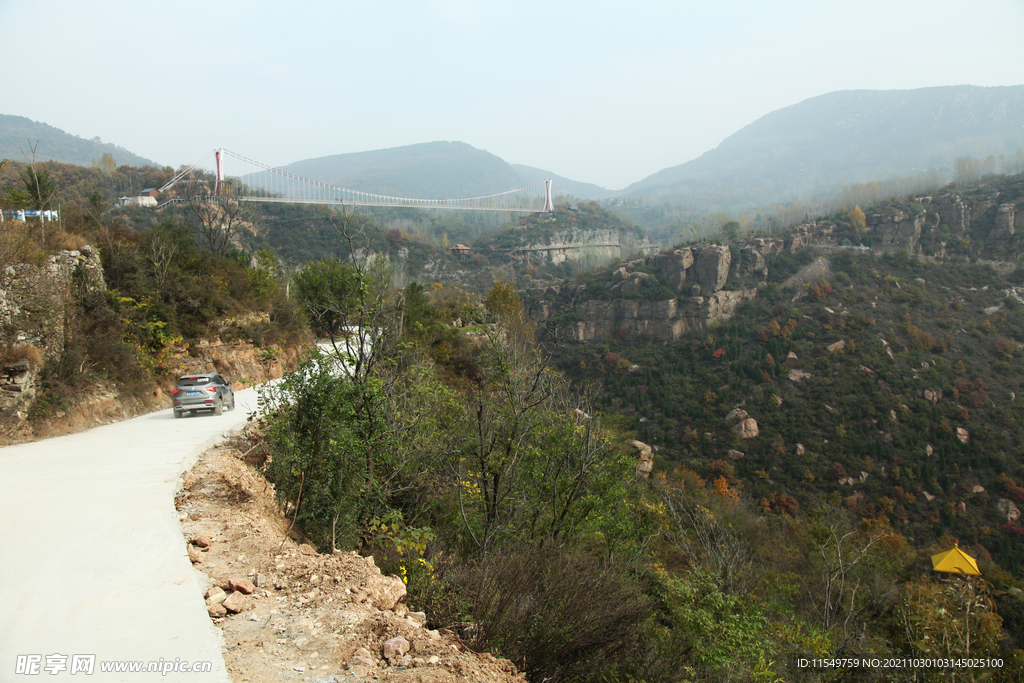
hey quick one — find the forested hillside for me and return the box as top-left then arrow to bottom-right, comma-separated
0,114 -> 157,168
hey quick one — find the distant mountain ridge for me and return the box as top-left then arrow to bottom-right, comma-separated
265,141 -> 611,202
275,141 -> 529,199
621,85 -> 1024,210
0,115 -> 157,168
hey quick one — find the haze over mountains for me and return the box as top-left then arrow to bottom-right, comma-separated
0,115 -> 157,168
622,85 -> 1024,210
5,85 -> 1022,213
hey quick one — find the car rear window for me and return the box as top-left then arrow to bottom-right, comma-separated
177,377 -> 212,387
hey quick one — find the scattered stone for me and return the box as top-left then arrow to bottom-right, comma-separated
956,427 -> 970,444
735,418 -> 759,439
789,369 -> 811,382
924,389 -> 939,404
313,675 -> 342,683
229,577 -> 256,594
824,404 -> 838,415
785,351 -> 798,363
922,491 -> 935,502
187,545 -> 203,564
826,340 -> 846,353
795,443 -> 805,455
254,573 -> 267,588
382,636 -> 410,664
408,611 -> 427,625
426,656 -> 440,665
971,485 -> 985,494
222,590 -> 249,613
886,346 -> 895,359
860,471 -> 869,482
926,444 -> 933,457
957,501 -> 967,514
207,602 -> 227,618
859,365 -> 873,373
193,533 -> 212,548
727,449 -> 745,460
890,409 -> 898,421
205,586 -> 227,604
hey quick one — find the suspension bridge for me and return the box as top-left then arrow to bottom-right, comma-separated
156,148 -> 554,213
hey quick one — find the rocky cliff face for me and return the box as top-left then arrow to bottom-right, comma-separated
796,186 -> 1022,256
527,242 -> 779,343
0,246 -> 106,356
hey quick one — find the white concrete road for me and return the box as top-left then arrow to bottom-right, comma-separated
0,387 -> 264,682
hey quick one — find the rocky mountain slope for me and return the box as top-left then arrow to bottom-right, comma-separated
621,85 -> 1024,211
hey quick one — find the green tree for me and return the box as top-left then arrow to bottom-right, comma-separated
261,349 -> 377,551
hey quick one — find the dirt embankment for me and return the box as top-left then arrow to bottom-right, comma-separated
0,339 -> 308,445
177,439 -> 524,683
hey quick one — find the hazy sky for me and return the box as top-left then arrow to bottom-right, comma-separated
2,0 -> 1022,189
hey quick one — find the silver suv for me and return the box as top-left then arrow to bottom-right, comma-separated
172,374 -> 235,418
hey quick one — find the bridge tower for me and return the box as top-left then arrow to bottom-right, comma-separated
214,148 -> 224,196
543,179 -> 553,213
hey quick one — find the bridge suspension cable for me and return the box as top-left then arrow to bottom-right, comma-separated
158,148 -> 553,213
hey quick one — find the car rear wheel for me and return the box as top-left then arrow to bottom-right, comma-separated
229,395 -> 236,411
213,398 -> 223,416
173,409 -> 182,419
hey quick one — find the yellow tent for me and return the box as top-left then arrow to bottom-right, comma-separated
931,544 -> 981,576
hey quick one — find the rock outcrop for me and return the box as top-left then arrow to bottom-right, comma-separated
0,246 -> 105,357
630,440 -> 654,478
529,288 -> 757,343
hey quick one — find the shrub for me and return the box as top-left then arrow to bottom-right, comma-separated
462,544 -> 650,681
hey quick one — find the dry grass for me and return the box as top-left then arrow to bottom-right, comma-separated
0,344 -> 44,369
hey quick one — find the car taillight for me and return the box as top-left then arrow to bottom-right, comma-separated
206,387 -> 217,392
172,389 -> 179,394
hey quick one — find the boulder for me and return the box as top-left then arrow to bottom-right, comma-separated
205,586 -> 227,604
382,636 -> 411,664
926,444 -> 933,457
795,443 -> 805,456
630,440 -> 654,478
998,498 -> 1021,523
222,591 -> 249,613
826,340 -> 845,353
207,602 -> 227,618
228,577 -> 255,594
187,545 -> 203,564
956,427 -> 970,444
192,533 -> 212,548
789,369 -> 811,382
691,245 -> 731,293
727,449 -> 745,460
735,418 -> 759,439
725,408 -> 748,421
